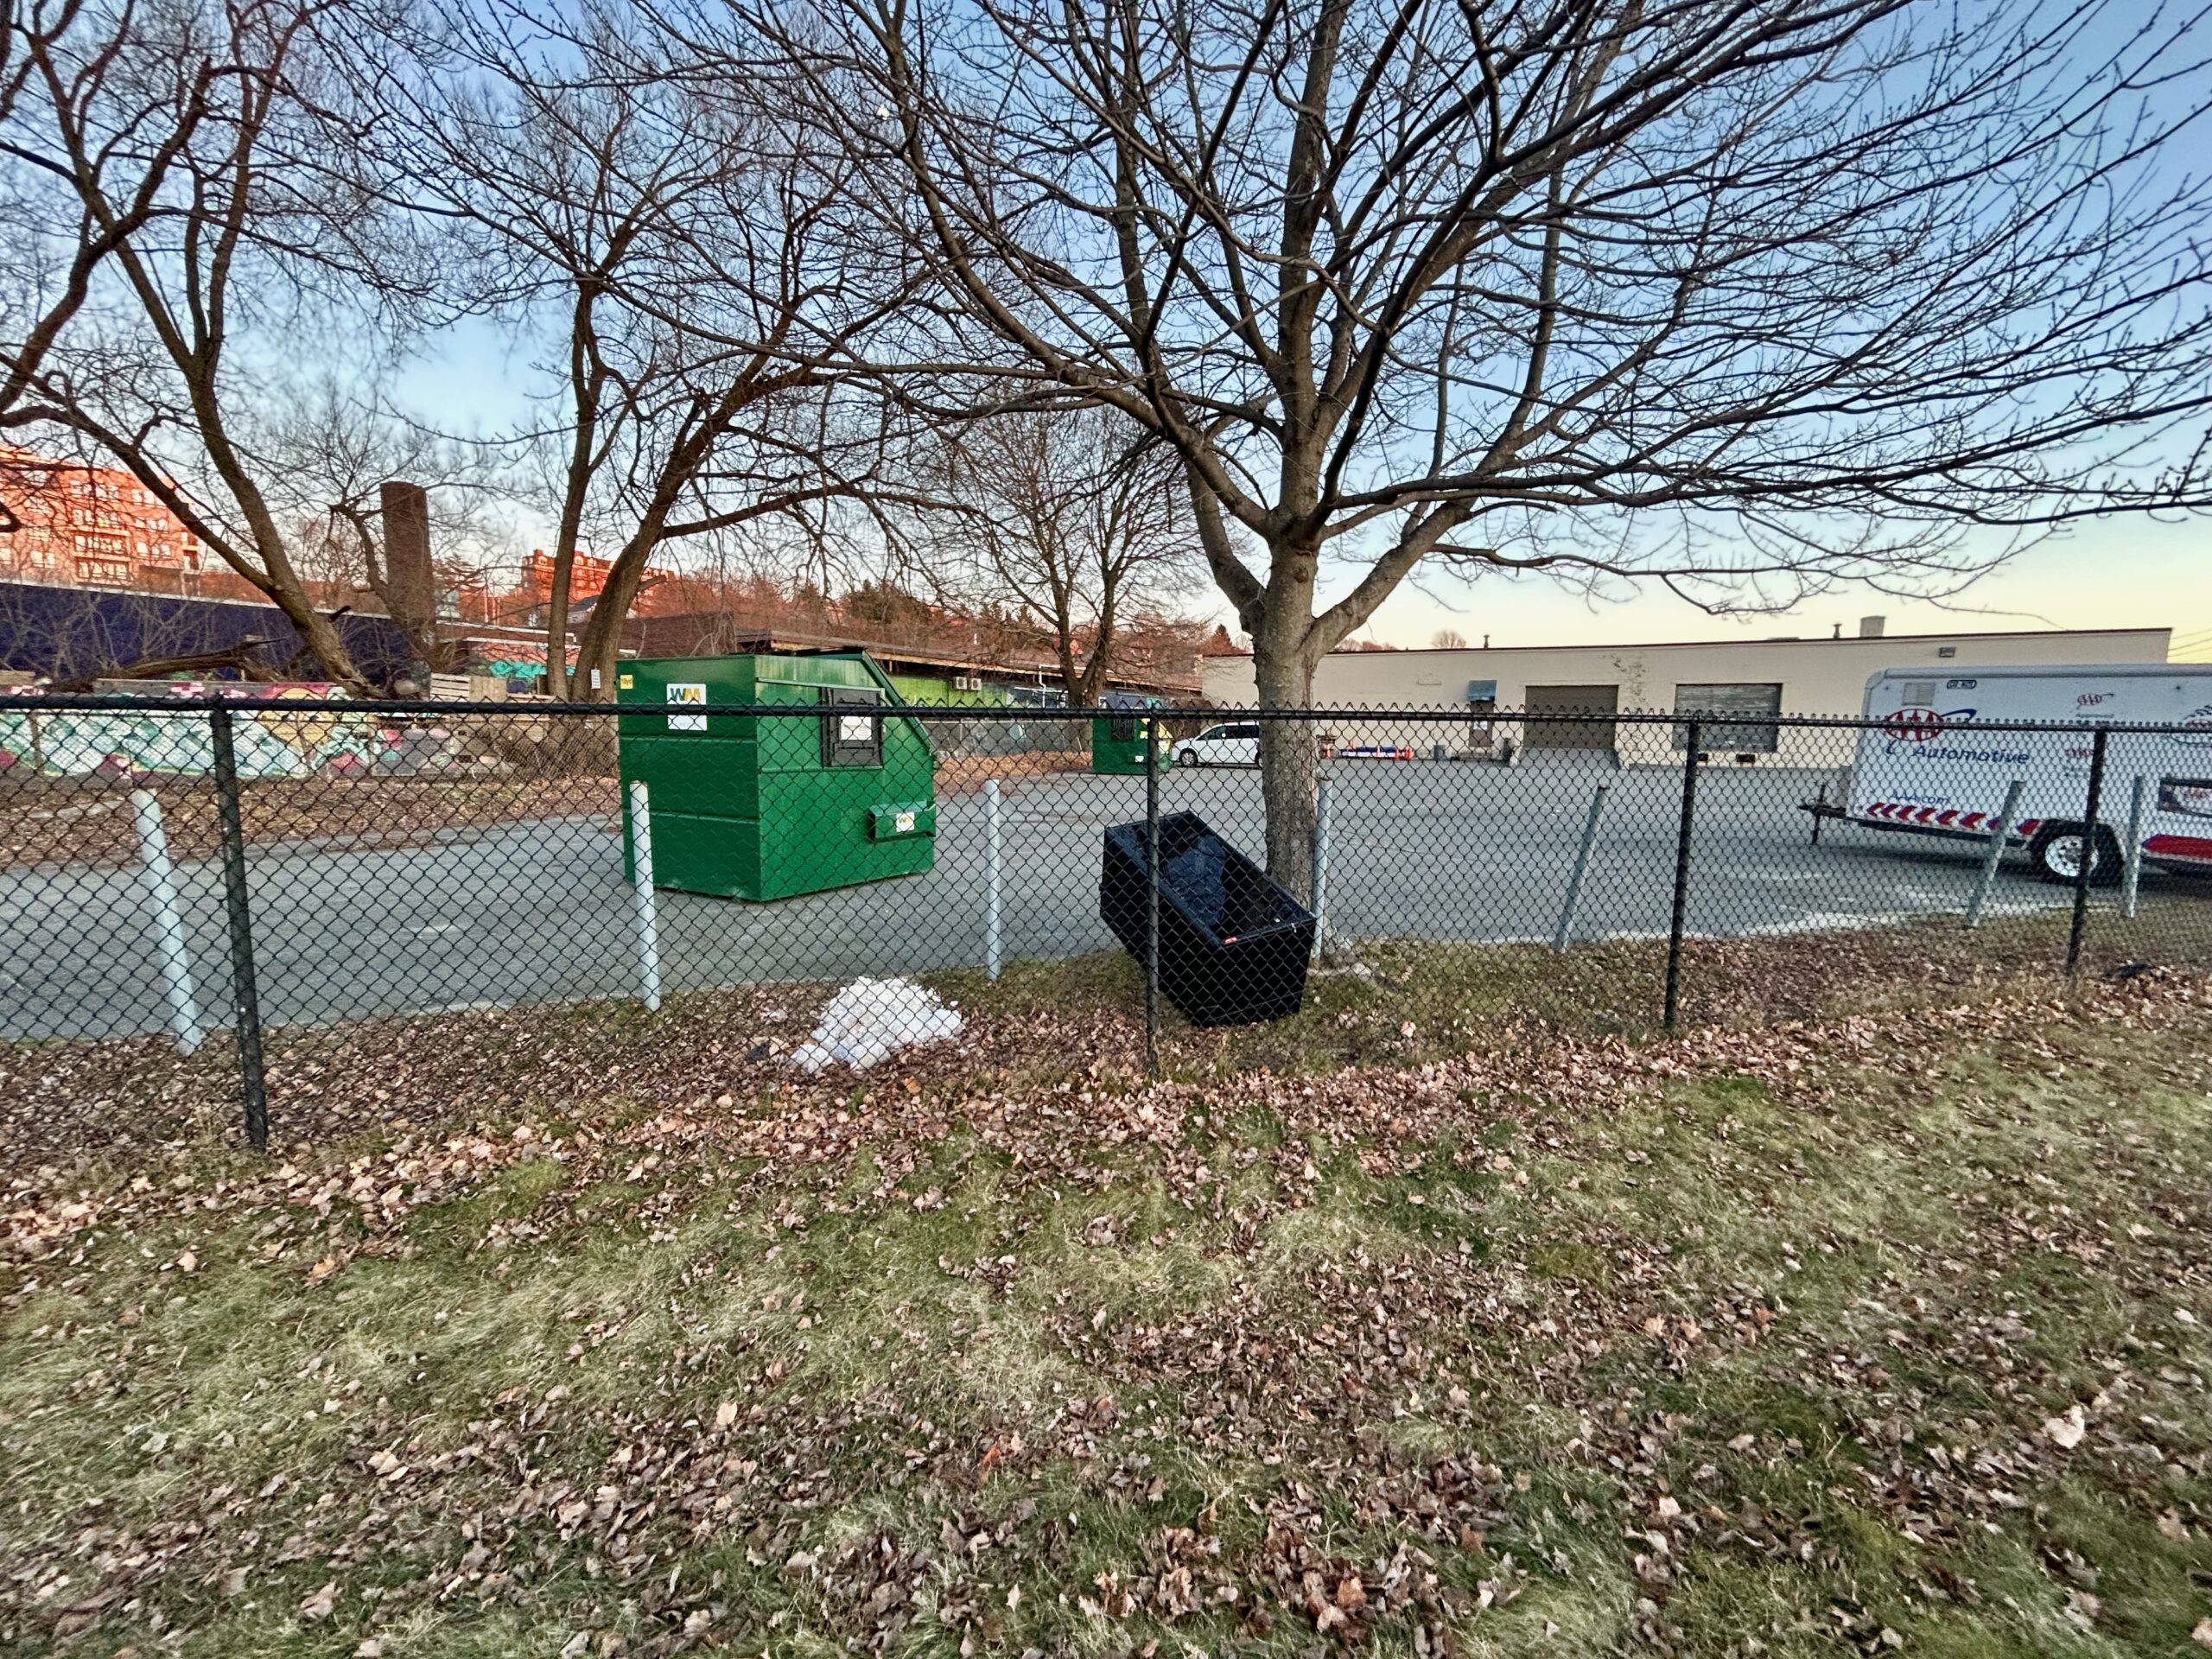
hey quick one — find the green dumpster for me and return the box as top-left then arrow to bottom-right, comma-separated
616,651 -> 936,899
1092,692 -> 1166,775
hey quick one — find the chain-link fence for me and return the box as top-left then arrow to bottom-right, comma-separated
3,690 -> 2209,1147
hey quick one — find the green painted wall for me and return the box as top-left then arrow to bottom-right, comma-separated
886,671 -> 1014,708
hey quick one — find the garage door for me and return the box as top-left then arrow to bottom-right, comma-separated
1671,683 -> 1783,753
1523,683 -> 1619,750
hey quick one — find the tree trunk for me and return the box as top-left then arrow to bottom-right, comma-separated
569,513 -> 673,701
569,594 -> 625,702
1249,603 -> 1321,903
291,605 -> 373,696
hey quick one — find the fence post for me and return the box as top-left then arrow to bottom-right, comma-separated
1552,781 -> 1611,952
1663,720 -> 1700,1030
2121,772 -> 2148,921
1143,732 -> 1161,1077
628,780 -> 662,1013
207,700 -> 268,1152
130,788 -> 201,1055
984,779 -> 1002,980
2065,725 -> 2108,976
1308,773 -> 1332,960
1964,778 -> 2026,929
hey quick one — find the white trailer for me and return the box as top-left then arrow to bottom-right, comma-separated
1841,664 -> 2212,883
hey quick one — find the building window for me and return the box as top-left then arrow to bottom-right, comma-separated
1672,683 -> 1783,753
819,687 -> 883,768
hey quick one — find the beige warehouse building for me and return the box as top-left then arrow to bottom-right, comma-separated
1198,620 -> 2173,766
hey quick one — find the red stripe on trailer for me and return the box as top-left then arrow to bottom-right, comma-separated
1936,810 -> 1959,825
1914,807 -> 1938,823
2017,817 -> 2044,836
1961,811 -> 1986,829
2145,833 -> 2212,863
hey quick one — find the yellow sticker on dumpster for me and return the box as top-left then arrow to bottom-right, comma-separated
667,683 -> 706,731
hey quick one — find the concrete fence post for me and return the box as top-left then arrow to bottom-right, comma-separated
1551,781 -> 1611,952
628,780 -> 662,1013
1308,774 -> 1332,960
1964,779 -> 2026,929
130,788 -> 201,1055
2121,773 -> 2148,921
984,779 -> 1002,980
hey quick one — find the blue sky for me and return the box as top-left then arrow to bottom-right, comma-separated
1353,514 -> 2210,657
394,308 -> 2209,660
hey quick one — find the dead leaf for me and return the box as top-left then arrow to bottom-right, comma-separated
299,1580 -> 337,1621
2043,1405 -> 2088,1449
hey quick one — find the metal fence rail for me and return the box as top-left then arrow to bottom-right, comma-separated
3,694 -> 2209,1147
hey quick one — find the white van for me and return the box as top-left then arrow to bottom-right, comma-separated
1172,721 -> 1261,767
1844,664 -> 2212,882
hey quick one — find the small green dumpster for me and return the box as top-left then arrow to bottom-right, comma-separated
1092,692 -> 1166,775
616,651 -> 936,899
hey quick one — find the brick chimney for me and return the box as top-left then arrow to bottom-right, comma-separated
379,480 -> 435,653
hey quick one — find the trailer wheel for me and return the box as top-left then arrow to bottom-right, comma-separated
2029,823 -> 2121,887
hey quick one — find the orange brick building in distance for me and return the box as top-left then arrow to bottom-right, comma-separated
0,447 -> 264,598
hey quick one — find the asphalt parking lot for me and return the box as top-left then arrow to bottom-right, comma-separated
0,755 -> 2183,1039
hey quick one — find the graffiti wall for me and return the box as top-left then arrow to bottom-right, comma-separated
0,683 -> 380,779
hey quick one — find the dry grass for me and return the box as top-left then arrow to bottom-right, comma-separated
3,934 -> 2210,1656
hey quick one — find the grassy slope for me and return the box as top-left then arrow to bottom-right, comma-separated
3,938 -> 2211,1656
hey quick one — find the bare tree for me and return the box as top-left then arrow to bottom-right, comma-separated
1431,629 -> 1469,651
932,408 -> 1200,703
385,6 -> 924,698
264,385 -> 512,671
1,0 -> 409,692
741,0 -> 2212,889
0,0 -> 219,465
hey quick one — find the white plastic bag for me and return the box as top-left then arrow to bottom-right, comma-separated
789,976 -> 964,1073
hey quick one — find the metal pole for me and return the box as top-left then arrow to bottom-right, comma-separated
1964,779 -> 2026,929
1308,774 -> 1332,960
1663,721 -> 1700,1030
984,779 -> 1002,980
1552,781 -> 1611,952
208,701 -> 268,1152
1143,733 -> 1161,1077
2065,725 -> 2107,976
130,788 -> 201,1054
628,780 -> 662,1013
2121,772 -> 2148,921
